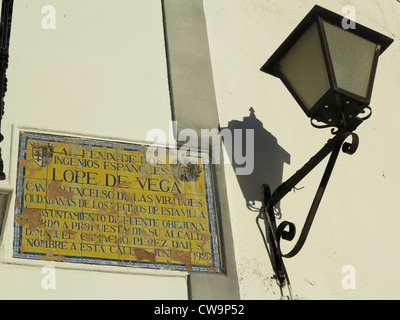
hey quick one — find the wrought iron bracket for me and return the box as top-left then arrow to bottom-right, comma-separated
261,117 -> 364,287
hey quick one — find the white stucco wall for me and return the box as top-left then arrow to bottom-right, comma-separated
0,0 -> 399,301
204,0 -> 400,299
0,0 -> 187,300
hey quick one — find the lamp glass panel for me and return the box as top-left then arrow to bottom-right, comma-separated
323,20 -> 378,99
279,22 -> 330,111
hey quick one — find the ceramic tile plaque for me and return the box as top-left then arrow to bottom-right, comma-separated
13,131 -> 221,273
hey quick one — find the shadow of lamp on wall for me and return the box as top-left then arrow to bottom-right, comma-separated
222,108 -> 290,214
258,5 -> 393,294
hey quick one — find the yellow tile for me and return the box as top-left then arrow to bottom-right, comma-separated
120,230 -> 154,250
15,207 -> 46,238
80,213 -> 118,237
82,144 -> 121,162
39,211 -> 82,259
119,147 -> 145,165
16,133 -> 220,269
61,241 -> 82,259
44,180 -> 82,212
123,247 -> 156,264
29,137 -> 83,157
191,233 -> 213,253
20,237 -> 45,255
46,153 -> 83,184
17,154 -> 48,180
154,249 -> 172,265
18,178 -> 47,209
169,249 -> 192,270
44,216 -> 80,244
184,180 -> 206,196
92,164 -> 122,189
81,243 -> 118,260
191,251 -> 214,267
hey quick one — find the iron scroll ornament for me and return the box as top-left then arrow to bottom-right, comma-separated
260,117 -> 364,287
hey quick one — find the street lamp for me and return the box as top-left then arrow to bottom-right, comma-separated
261,5 -> 393,129
259,5 -> 393,289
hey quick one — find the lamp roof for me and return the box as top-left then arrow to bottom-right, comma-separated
261,5 -> 394,77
